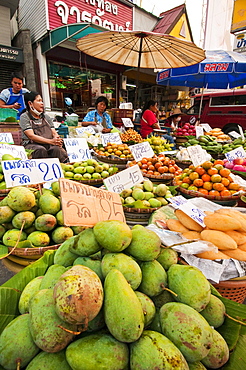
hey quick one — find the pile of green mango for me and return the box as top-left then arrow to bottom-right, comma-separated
0,219 -> 230,369
0,183 -> 84,249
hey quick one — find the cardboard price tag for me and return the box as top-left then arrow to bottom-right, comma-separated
100,132 -> 122,146
0,132 -> 14,144
0,144 -> 27,160
2,158 -> 63,188
103,164 -> 144,193
121,118 -> 134,127
225,146 -> 246,162
169,195 -> 187,209
179,202 -> 206,227
129,142 -> 154,161
200,123 -> 212,132
59,178 -> 125,226
195,125 -> 204,139
63,138 -> 91,162
186,145 -> 207,167
76,126 -> 96,135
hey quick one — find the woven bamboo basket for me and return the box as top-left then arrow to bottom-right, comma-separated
7,244 -> 60,257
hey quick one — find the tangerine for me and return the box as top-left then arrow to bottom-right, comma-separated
193,178 -> 204,187
199,188 -> 209,195
214,159 -> 224,166
201,174 -> 211,182
228,183 -> 240,191
220,189 -> 231,197
195,166 -> 206,176
219,168 -> 231,177
211,174 -> 222,183
182,177 -> 192,184
148,165 -> 155,171
212,183 -> 225,192
209,190 -> 220,196
158,166 -> 169,174
202,161 -> 213,170
207,167 -> 218,176
169,166 -> 176,174
214,164 -> 224,171
221,177 -> 230,187
203,182 -> 213,191
189,172 -> 199,181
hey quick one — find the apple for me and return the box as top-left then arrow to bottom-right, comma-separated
224,161 -> 234,169
233,158 -> 244,165
233,164 -> 246,172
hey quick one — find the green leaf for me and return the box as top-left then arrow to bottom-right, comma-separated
221,332 -> 246,370
217,317 -> 241,350
0,244 -> 8,259
0,287 -> 21,335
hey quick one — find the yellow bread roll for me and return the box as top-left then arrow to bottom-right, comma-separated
224,230 -> 246,246
238,243 -> 246,252
175,210 -> 204,232
195,250 -> 230,260
223,248 -> 246,261
215,209 -> 246,232
200,230 -> 237,250
166,219 -> 190,233
182,231 -> 201,240
203,214 -> 242,231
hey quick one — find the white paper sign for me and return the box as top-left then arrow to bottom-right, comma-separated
229,131 -> 241,139
0,133 -> 14,144
186,145 -> 207,167
129,142 -> 155,161
64,138 -> 91,162
195,126 -> 204,139
169,195 -> 188,209
103,164 -> 144,193
225,146 -> 246,162
2,158 -> 63,188
179,202 -> 206,227
200,124 -> 212,132
100,132 -> 122,146
0,144 -> 27,160
121,118 -> 134,127
239,125 -> 245,140
76,126 -> 96,135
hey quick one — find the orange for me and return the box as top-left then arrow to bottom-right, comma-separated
195,166 -> 206,176
155,162 -> 162,169
189,172 -> 199,181
209,190 -> 220,196
203,181 -> 213,191
227,175 -> 234,183
182,176 -> 192,184
168,166 -> 176,174
147,170 -> 154,176
221,177 -> 230,187
201,174 -> 211,182
148,165 -> 155,171
202,161 -> 213,170
193,178 -> 204,187
220,189 -> 231,197
228,183 -> 240,191
212,183 -> 225,192
214,159 -> 224,166
211,174 -> 222,183
180,183 -> 190,189
219,168 -> 231,177
199,188 -> 209,195
141,158 -> 148,164
158,166 -> 169,174
207,167 -> 218,176
214,164 -> 224,171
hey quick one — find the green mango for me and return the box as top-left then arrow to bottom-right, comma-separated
138,260 -> 167,297
93,220 -> 132,252
66,333 -> 129,370
125,224 -> 161,261
160,302 -> 213,362
0,205 -> 15,224
101,252 -> 142,290
2,228 -> 27,247
0,314 -> 39,369
201,329 -> 229,369
12,211 -> 35,230
26,350 -> 72,370
54,236 -> 78,267
51,226 -> 74,244
86,309 -> 105,332
19,276 -> 44,314
39,193 -> 60,215
7,187 -> 36,212
200,294 -> 225,328
70,227 -> 102,256
167,264 -> 211,312
148,309 -> 162,333
29,289 -> 76,353
152,290 -> 175,309
135,291 -> 156,327
73,256 -> 103,281
188,361 -> 207,369
130,330 -> 189,370
39,264 -> 68,290
104,269 -> 144,343
157,248 -> 178,270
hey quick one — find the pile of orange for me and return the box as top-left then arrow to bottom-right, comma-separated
175,160 -> 242,196
128,154 -> 182,177
94,143 -> 133,159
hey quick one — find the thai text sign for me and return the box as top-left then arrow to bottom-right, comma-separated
129,142 -> 154,161
0,144 -> 27,160
225,146 -> 246,162
179,202 -> 206,227
186,145 -> 207,167
2,158 -> 63,188
121,118 -> 134,127
63,138 -> 91,162
76,126 -> 96,135
59,178 -> 125,226
103,164 -> 144,193
0,133 -> 14,144
100,132 -> 122,146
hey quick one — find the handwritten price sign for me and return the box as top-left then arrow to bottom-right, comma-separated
179,202 -> 206,227
76,126 -> 96,135
195,126 -> 204,139
101,133 -> 122,146
200,124 -> 212,132
59,178 -> 125,226
63,138 -> 91,162
2,158 -> 63,188
186,145 -> 207,167
225,146 -> 246,162
0,143 -> 27,160
121,118 -> 134,127
129,142 -> 154,161
169,195 -> 187,209
0,133 -> 14,144
103,164 -> 144,193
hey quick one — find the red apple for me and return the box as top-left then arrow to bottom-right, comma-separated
233,158 -> 244,165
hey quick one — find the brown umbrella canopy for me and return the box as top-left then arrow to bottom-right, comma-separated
76,30 -> 205,69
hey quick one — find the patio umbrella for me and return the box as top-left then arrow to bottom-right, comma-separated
156,50 -> 246,89
76,30 -> 205,107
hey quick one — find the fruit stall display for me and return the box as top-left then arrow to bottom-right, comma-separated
1,218 -> 246,370
120,128 -> 143,144
204,128 -> 231,142
145,136 -> 174,154
175,122 -> 196,137
93,143 -> 133,160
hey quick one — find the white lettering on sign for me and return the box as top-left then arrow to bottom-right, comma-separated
2,158 -> 63,188
169,195 -> 187,209
103,164 -> 144,193
0,144 -> 27,160
76,126 -> 96,135
0,133 -> 14,144
121,118 -> 134,127
64,138 -> 92,162
186,145 -> 207,167
100,132 -> 122,146
225,146 -> 246,162
179,202 -> 206,227
195,126 -> 204,139
129,142 -> 154,161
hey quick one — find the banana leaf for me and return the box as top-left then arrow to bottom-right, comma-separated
0,245 -> 8,258
0,287 -> 21,335
221,326 -> 246,369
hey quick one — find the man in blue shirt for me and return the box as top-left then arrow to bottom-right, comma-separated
82,96 -> 112,133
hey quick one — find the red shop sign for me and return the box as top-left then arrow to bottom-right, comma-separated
48,0 -> 133,31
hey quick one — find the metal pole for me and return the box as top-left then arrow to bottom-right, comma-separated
134,36 -> 143,109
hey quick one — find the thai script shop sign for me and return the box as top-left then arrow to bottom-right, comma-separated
48,0 -> 133,31
0,45 -> 24,63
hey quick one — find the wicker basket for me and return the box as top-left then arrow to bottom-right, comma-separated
212,279 -> 246,304
7,244 -> 60,258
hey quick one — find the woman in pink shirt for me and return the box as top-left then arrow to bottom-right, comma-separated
140,100 -> 160,138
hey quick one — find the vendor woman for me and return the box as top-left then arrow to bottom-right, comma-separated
82,96 -> 112,133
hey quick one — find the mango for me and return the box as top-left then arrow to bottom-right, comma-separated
148,309 -> 162,333
35,214 -> 57,232
154,183 -> 168,196
86,309 -> 105,332
27,231 -> 50,247
104,269 -> 144,343
138,260 -> 167,297
152,290 -> 175,309
53,265 -> 103,325
26,350 -> 72,370
130,330 -> 189,370
0,224 -> 5,239
19,276 -> 44,314
70,227 -> 101,256
167,264 -> 211,312
160,302 -> 213,362
125,224 -> 161,261
73,256 -> 103,281
0,314 -> 39,369
54,236 -> 78,266
39,193 -> 60,215
149,198 -> 162,208
66,333 -> 129,370
101,252 -> 142,290
124,196 -> 135,205
120,188 -> 132,198
157,247 -> 178,270
132,188 -> 145,200
201,329 -> 229,369
12,211 -> 35,229
56,210 -> 64,225
188,362 -> 207,369
7,187 -> 36,212
143,192 -> 155,200
71,225 -> 86,235
93,220 -> 132,252
0,205 -> 15,223
52,226 -> 74,244
40,264 -> 67,290
135,291 -> 155,327
143,180 -> 154,192
2,228 -> 27,247
200,295 -> 225,328
51,181 -> 60,196
29,289 -> 76,352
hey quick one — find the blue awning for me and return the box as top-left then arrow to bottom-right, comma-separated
41,23 -> 105,54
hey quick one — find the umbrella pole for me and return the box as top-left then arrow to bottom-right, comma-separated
198,86 -> 205,119
134,36 -> 144,109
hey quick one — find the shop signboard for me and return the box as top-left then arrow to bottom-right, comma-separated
0,45 -> 24,63
48,0 -> 133,32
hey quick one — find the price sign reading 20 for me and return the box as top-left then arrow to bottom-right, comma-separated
38,162 -> 63,182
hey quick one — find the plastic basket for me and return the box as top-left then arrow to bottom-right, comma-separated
212,279 -> 246,303
56,125 -> 69,138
